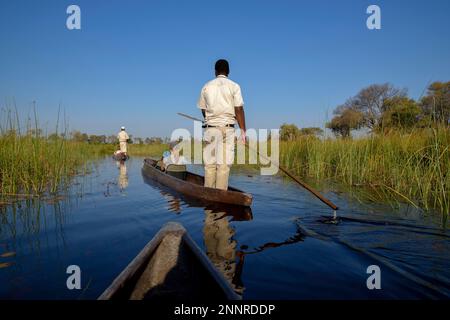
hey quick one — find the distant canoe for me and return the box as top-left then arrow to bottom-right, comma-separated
98,222 -> 241,300
113,152 -> 129,161
142,158 -> 252,207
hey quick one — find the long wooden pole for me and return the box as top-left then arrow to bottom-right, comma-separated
177,112 -> 339,211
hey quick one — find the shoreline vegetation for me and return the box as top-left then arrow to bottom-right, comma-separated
277,81 -> 449,217
279,127 -> 449,216
0,128 -> 164,199
1,122 -> 448,217
0,109 -> 169,204
1,81 -> 449,216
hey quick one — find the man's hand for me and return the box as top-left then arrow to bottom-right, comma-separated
240,130 -> 246,144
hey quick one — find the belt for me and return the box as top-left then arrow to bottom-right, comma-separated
202,124 -> 235,128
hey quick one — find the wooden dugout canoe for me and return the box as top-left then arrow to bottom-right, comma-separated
113,152 -> 129,161
98,222 -> 241,300
142,172 -> 254,220
142,158 -> 253,207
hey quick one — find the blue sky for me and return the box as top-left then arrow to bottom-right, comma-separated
1,0 -> 449,138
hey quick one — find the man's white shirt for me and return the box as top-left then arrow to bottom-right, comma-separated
117,131 -> 129,142
197,75 -> 244,127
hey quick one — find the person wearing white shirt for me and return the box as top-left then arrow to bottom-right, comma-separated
197,59 -> 247,190
117,126 -> 130,155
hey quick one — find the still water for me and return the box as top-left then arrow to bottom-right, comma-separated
0,157 -> 449,299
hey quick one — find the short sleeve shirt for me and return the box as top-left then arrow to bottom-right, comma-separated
118,131 -> 129,142
197,75 -> 244,126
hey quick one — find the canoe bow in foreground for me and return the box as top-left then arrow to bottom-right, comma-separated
98,222 -> 241,300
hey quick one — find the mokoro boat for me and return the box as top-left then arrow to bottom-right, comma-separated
98,222 -> 241,300
142,173 -> 254,220
113,152 -> 129,161
142,158 -> 253,207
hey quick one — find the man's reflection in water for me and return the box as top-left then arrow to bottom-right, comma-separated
117,160 -> 129,191
203,209 -> 243,295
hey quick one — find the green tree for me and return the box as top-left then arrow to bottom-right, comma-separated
88,134 -> 106,144
420,81 -> 450,125
340,83 -> 407,130
299,127 -> 324,136
380,97 -> 421,130
71,131 -> 88,142
48,133 -> 60,141
26,128 -> 43,137
326,108 -> 364,138
280,123 -> 300,141
107,135 -> 117,144
145,137 -> 163,144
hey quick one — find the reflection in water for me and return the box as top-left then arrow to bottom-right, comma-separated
232,219 -> 306,290
141,172 -> 253,295
141,173 -> 253,219
0,198 -> 70,272
203,209 -> 241,294
142,171 -> 308,296
239,221 -> 306,255
117,161 -> 129,190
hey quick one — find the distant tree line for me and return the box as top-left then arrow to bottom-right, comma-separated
279,124 -> 324,141
279,81 -> 449,140
69,131 -> 169,145
325,81 -> 449,138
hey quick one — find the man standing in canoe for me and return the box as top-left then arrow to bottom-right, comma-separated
117,126 -> 130,157
198,59 -> 247,190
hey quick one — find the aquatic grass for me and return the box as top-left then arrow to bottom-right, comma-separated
0,109 -> 101,197
126,143 -> 169,157
280,127 -> 450,216
0,133 -> 100,196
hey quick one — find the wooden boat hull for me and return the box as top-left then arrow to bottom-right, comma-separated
142,158 -> 252,207
98,222 -> 241,300
142,173 -> 253,221
113,152 -> 129,161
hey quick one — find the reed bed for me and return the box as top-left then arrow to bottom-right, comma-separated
0,132 -> 102,196
126,143 -> 168,157
280,127 -> 450,215
0,107 -> 105,197
0,135 -> 169,197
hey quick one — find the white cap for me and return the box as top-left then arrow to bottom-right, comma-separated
121,126 -> 125,130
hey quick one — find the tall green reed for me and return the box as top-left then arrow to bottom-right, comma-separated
280,127 -> 450,216
0,108 -> 94,196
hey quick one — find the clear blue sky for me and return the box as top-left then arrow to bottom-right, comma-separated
1,0 -> 449,138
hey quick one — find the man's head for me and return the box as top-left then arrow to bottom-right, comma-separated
121,126 -> 125,131
215,59 -> 229,77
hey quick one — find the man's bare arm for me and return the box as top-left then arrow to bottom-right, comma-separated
235,106 -> 246,142
235,106 -> 246,131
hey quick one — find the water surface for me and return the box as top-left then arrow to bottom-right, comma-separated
0,157 -> 449,299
